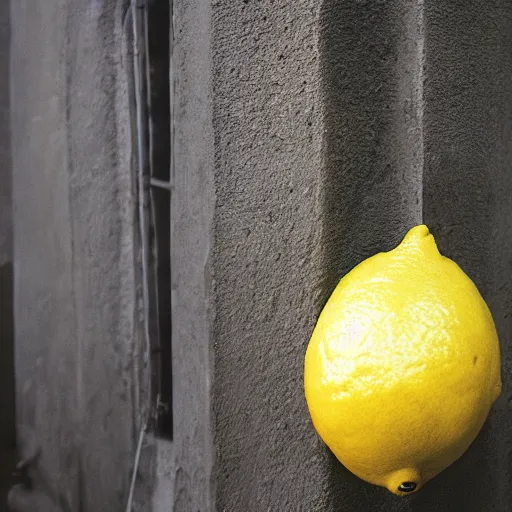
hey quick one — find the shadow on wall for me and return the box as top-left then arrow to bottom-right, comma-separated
320,0 -> 510,511
0,264 -> 16,509
320,0 -> 423,301
0,0 -> 14,507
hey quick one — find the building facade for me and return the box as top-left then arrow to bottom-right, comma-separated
4,0 -> 512,511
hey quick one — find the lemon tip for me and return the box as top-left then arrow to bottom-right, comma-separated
386,468 -> 422,496
398,225 -> 439,253
406,224 -> 430,239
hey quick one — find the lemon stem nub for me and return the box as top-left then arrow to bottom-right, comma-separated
398,482 -> 417,493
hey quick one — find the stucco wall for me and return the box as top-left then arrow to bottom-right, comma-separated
10,1 -> 140,510
0,1 -> 15,509
211,0 -> 512,510
8,0 -> 512,511
0,0 -> 10,267
210,0 -> 327,510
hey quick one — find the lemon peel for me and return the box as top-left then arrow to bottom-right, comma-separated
304,225 -> 502,495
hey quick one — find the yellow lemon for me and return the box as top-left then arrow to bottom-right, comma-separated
304,225 -> 502,496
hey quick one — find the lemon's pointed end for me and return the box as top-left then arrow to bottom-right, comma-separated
397,224 -> 440,256
404,224 -> 431,241
385,468 -> 422,496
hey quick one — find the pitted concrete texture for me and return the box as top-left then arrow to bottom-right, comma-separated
211,0 -> 512,511
211,0 -> 328,511
10,1 -> 141,510
9,0 -> 512,511
418,3 -> 512,511
0,3 -> 14,510
0,0 -> 11,267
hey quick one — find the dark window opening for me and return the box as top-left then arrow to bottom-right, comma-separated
135,0 -> 172,439
147,0 -> 172,439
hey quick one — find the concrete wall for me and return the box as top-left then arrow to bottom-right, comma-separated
0,2 -> 15,508
0,0 -> 11,266
10,1 -> 141,510
210,0 -> 327,510
150,0 -> 214,510
8,0 -> 512,511
210,0 -> 512,510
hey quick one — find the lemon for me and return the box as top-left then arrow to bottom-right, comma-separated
304,225 -> 502,496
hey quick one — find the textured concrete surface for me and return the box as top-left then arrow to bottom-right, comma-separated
0,2 -> 15,510
418,3 -> 512,510
211,0 -> 512,511
211,0 -> 328,511
0,0 -> 11,266
9,0 -> 512,511
10,1 -> 140,510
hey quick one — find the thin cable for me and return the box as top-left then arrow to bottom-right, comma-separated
125,421 -> 147,512
125,1 -> 152,510
132,1 -> 154,425
131,1 -> 151,358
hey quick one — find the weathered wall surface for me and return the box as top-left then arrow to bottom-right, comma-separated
9,0 -> 512,511
151,0 -> 215,510
418,3 -> 512,510
0,1 -> 15,509
10,1 -> 140,510
210,0 -> 512,511
210,0 -> 328,510
0,0 -> 11,266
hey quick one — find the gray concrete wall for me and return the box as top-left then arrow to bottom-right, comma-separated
10,1 -> 140,510
210,0 -> 512,511
0,0 -> 11,266
211,0 -> 327,510
9,0 -> 512,511
151,0 -> 214,510
0,1 -> 15,508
